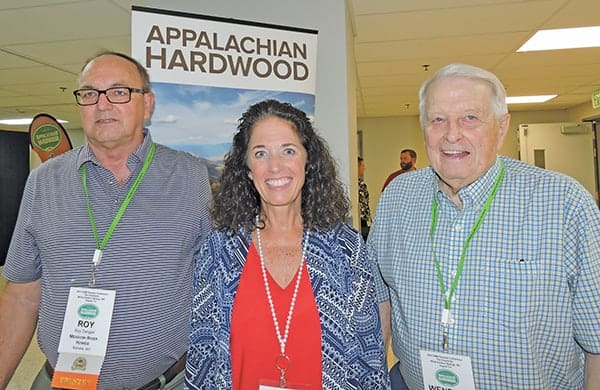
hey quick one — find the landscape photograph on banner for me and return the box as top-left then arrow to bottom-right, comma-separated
149,83 -> 315,191
132,6 -> 318,192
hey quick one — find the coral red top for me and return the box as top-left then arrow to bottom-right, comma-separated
230,242 -> 322,389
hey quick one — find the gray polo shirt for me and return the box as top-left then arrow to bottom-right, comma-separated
4,131 -> 212,389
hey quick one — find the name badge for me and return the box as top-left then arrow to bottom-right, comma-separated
420,349 -> 475,390
51,287 -> 116,390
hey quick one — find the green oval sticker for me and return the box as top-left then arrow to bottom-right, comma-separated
32,124 -> 62,151
436,369 -> 459,386
78,303 -> 99,319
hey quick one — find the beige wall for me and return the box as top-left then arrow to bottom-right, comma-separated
504,110 -> 570,159
359,105 -> 599,213
359,115 -> 425,209
568,101 -> 600,122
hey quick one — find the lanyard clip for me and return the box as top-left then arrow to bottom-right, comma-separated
442,329 -> 449,350
93,249 -> 103,267
441,308 -> 454,326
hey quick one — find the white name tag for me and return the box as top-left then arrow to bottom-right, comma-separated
420,349 -> 475,390
52,287 -> 116,389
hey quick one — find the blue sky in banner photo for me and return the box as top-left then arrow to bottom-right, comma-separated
148,82 -> 315,186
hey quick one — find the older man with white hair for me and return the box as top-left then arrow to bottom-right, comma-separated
370,63 -> 600,389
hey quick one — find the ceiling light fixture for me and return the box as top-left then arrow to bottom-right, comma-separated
506,95 -> 557,104
517,26 -> 600,52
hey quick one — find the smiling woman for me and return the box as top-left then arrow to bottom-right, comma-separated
185,99 -> 390,389
246,116 -> 307,212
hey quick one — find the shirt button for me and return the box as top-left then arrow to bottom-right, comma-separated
454,224 -> 463,232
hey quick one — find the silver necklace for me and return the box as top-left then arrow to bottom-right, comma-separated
255,216 -> 309,388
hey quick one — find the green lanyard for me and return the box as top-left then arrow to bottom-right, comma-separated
430,161 -> 504,348
82,143 -> 156,285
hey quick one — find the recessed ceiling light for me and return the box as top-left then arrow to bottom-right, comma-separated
0,118 -> 69,125
517,26 -> 600,52
506,95 -> 557,104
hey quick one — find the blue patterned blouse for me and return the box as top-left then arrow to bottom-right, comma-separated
185,223 -> 390,389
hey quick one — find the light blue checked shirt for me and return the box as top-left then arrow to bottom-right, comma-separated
369,156 -> 600,389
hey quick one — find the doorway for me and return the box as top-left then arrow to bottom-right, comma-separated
518,122 -> 597,203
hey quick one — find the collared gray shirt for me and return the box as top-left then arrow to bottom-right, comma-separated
4,130 -> 212,389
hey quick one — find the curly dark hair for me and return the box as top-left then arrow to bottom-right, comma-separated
211,99 -> 349,233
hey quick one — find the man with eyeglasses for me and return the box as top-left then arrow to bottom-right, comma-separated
369,63 -> 600,389
0,51 -> 212,389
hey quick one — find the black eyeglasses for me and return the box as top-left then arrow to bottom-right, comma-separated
73,87 -> 146,106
